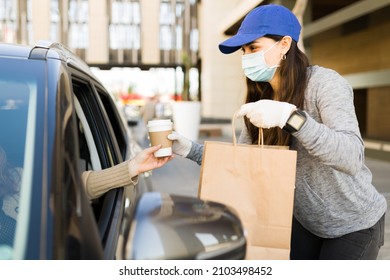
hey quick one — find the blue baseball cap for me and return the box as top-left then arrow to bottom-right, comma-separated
219,4 -> 301,54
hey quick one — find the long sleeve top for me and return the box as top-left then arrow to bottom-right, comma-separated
82,159 -> 138,200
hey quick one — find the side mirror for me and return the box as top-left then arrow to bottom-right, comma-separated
123,192 -> 246,260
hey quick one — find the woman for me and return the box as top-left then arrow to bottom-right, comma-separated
168,4 -> 386,259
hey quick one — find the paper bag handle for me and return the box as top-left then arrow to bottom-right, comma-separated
232,111 -> 264,147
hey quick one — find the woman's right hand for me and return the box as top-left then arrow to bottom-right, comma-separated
167,131 -> 192,157
130,145 -> 173,175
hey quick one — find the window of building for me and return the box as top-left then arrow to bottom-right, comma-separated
159,0 -> 184,52
68,0 -> 89,50
109,0 -> 141,50
159,0 -> 199,100
189,2 -> 198,53
159,0 -> 198,66
0,0 -> 17,43
26,0 -> 33,45
50,0 -> 60,43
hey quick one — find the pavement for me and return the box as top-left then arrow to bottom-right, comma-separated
131,120 -> 390,260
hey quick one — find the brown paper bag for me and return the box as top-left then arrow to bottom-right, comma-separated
198,118 -> 297,260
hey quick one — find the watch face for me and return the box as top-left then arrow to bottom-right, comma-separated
288,113 -> 306,129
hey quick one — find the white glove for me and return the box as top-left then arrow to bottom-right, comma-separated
237,100 -> 296,129
167,131 -> 192,157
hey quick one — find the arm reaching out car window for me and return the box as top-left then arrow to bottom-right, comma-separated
82,145 -> 173,200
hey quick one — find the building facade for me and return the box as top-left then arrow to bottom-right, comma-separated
1,0 -> 199,100
1,0 -> 389,143
205,0 -> 390,144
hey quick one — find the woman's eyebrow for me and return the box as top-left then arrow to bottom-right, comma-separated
243,41 -> 256,47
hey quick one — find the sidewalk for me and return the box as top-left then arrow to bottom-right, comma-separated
132,122 -> 390,260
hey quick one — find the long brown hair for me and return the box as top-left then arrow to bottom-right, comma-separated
244,35 -> 310,146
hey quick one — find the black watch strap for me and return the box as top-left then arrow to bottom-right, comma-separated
283,109 -> 307,134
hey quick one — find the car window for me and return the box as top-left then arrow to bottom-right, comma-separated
70,74 -> 126,258
95,87 -> 128,161
71,78 -> 118,168
0,59 -> 41,259
74,96 -> 102,173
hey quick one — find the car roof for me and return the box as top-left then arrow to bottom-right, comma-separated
0,40 -> 97,80
0,42 -> 33,59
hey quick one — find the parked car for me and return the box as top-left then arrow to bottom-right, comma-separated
0,41 -> 246,260
122,104 -> 141,126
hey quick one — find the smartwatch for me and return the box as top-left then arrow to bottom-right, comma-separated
283,109 -> 307,133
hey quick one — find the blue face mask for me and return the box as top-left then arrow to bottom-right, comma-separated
241,41 -> 280,82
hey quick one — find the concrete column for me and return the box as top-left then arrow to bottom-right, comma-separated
60,0 -> 69,46
87,0 -> 109,63
32,0 -> 50,42
140,0 -> 160,65
199,0 -> 245,119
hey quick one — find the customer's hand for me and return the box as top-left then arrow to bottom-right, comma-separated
167,131 -> 192,157
130,145 -> 173,176
237,100 -> 296,129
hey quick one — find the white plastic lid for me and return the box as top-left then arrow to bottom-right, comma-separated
147,119 -> 172,128
147,119 -> 173,132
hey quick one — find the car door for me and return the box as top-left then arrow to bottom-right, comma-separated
68,67 -> 127,259
49,63 -> 105,260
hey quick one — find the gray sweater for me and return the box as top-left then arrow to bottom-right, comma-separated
187,65 -> 387,238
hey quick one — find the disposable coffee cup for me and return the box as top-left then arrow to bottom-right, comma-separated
147,119 -> 173,157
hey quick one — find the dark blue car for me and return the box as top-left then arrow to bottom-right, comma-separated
0,41 -> 246,260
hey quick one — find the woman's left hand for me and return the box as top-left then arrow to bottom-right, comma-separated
131,145 -> 173,175
237,99 -> 296,128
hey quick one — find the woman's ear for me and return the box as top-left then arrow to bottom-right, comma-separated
280,36 -> 292,53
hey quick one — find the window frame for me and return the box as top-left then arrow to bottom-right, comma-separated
68,67 -> 126,259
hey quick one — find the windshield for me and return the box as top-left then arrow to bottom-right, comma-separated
0,57 -> 40,259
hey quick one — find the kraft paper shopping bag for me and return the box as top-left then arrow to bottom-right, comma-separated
198,117 -> 297,260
